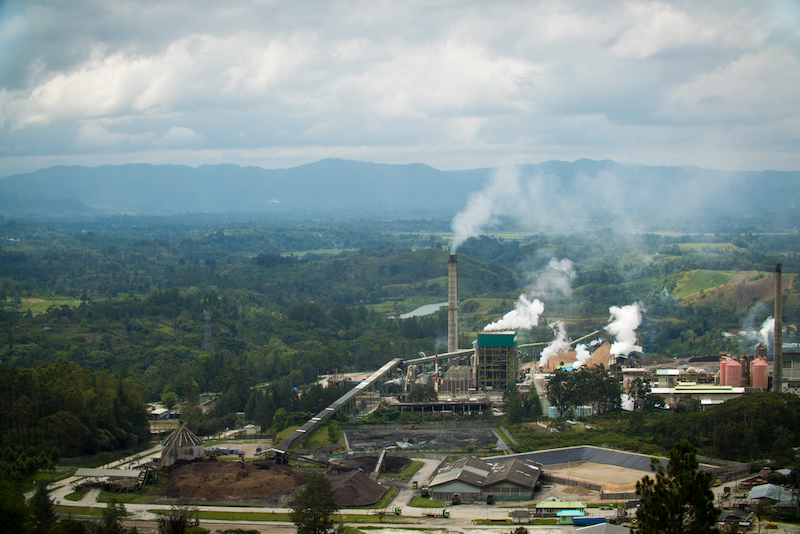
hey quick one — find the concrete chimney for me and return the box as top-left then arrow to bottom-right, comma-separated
448,254 -> 458,352
773,263 -> 783,392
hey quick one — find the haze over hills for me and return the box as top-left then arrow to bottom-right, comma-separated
0,158 -> 797,222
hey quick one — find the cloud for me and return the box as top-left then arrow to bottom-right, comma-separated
0,0 -> 798,173
154,126 -> 202,146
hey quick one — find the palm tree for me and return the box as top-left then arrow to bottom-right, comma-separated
751,499 -> 774,534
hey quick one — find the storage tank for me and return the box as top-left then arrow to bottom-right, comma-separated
719,358 -> 728,386
751,357 -> 769,389
725,359 -> 742,387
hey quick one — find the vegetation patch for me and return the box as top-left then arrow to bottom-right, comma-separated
673,270 -> 734,298
409,496 -> 445,508
392,460 -> 423,482
64,488 -> 90,502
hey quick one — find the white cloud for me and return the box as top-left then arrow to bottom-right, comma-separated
154,126 -> 202,146
0,0 -> 797,173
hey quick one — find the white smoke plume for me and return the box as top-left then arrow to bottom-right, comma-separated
484,295 -> 544,332
740,302 -> 768,342
605,303 -> 643,356
534,257 -> 576,299
573,344 -> 591,369
450,165 -> 521,253
539,321 -> 571,368
760,317 -> 774,347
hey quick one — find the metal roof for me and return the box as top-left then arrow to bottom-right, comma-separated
75,468 -> 142,478
161,424 -> 204,448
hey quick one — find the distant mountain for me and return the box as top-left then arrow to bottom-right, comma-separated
0,158 -> 797,220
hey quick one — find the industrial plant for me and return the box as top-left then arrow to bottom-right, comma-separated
271,259 -> 792,453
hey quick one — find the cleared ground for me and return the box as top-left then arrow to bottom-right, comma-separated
547,461 -> 647,492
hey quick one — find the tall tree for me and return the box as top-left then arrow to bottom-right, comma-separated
28,481 -> 56,534
636,440 -> 719,534
290,472 -> 339,534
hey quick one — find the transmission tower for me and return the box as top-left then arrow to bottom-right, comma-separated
203,310 -> 214,353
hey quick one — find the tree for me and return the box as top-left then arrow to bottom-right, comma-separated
100,499 -> 128,534
629,376 -> 651,410
290,472 -> 339,534
28,481 -> 56,534
157,506 -> 199,534
751,499 -> 774,534
522,387 -> 543,419
635,440 -> 719,534
506,394 -> 523,424
546,369 -> 571,418
0,479 -> 29,534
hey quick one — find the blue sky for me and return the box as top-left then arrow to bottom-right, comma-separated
1,0 -> 798,177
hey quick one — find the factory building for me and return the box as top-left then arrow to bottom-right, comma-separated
428,455 -> 541,502
475,331 -> 518,391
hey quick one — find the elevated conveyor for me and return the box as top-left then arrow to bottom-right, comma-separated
278,358 -> 403,451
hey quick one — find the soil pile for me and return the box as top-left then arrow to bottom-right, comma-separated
157,459 -> 303,501
328,470 -> 387,507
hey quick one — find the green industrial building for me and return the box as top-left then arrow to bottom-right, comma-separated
476,331 -> 518,391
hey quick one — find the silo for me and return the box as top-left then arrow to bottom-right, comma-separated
719,358 -> 728,386
751,357 -> 769,389
725,359 -> 742,387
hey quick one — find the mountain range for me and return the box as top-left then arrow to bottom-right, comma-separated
0,159 -> 797,221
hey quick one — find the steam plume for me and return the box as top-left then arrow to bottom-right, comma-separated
450,165 -> 521,253
605,303 -> 643,356
760,316 -> 774,347
573,343 -> 591,369
539,321 -> 570,368
484,295 -> 544,332
533,257 -> 576,299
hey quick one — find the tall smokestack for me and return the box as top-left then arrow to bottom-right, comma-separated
773,263 -> 783,392
448,254 -> 458,352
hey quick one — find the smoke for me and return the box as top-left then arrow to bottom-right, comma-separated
450,165 -> 521,253
483,256 -> 574,332
605,303 -> 643,356
539,321 -> 571,368
760,317 -> 774,347
532,257 -> 576,299
484,295 -> 544,331
740,302 -> 768,341
573,344 -> 591,369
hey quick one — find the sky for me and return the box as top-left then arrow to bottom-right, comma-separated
1,0 -> 799,177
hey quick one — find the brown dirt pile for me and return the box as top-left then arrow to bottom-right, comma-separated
157,459 -> 303,500
328,470 -> 387,507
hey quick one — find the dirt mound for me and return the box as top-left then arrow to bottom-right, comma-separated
328,470 -> 387,507
156,459 -> 303,501
563,485 -> 593,495
339,455 -> 411,474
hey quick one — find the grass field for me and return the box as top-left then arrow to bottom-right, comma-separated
677,243 -> 742,253
409,496 -> 445,508
674,270 -> 735,298
392,460 -> 423,483
55,506 -> 126,517
15,297 -> 83,315
302,423 -> 338,451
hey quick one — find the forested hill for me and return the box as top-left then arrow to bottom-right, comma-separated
0,158 -> 798,219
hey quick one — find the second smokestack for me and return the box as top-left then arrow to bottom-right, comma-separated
774,263 -> 783,392
448,254 -> 458,352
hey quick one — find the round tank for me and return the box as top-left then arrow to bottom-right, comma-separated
751,357 -> 769,389
719,358 -> 728,386
725,359 -> 742,387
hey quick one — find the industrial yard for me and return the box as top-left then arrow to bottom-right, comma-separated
344,427 -> 504,452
